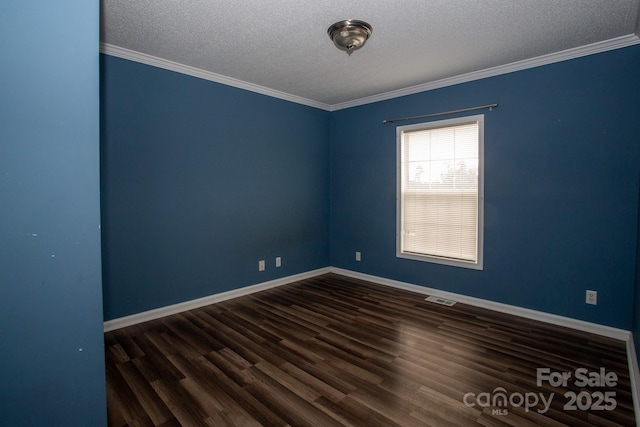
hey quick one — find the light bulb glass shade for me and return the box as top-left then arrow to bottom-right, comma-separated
327,20 -> 372,55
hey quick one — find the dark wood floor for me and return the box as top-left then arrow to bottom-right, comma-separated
105,273 -> 636,426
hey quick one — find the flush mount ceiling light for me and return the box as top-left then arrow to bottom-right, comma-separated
327,19 -> 372,56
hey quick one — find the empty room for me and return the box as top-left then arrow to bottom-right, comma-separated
3,1 -> 640,426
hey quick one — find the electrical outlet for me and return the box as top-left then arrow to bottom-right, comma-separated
275,257 -> 281,268
258,260 -> 265,272
586,290 -> 597,305
355,251 -> 361,261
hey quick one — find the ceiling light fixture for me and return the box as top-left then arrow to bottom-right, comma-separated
327,20 -> 372,56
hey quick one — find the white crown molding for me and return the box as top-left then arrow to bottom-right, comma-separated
329,267 -> 632,341
102,267 -> 330,332
100,34 -> 640,111
330,34 -> 640,111
99,43 -> 333,111
102,35 -> 639,113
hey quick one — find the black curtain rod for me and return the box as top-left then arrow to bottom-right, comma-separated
382,103 -> 498,124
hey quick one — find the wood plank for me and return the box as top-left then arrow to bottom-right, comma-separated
105,273 -> 635,426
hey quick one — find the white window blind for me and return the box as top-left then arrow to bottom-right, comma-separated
397,115 -> 483,269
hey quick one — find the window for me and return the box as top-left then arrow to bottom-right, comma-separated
397,115 -> 484,269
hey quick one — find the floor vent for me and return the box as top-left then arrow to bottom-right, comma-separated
425,296 -> 457,306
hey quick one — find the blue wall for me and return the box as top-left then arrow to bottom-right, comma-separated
330,45 -> 640,329
0,2 -> 106,426
101,56 -> 330,320
102,45 -> 640,331
634,181 -> 640,357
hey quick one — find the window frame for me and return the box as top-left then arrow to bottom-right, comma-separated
396,114 -> 484,270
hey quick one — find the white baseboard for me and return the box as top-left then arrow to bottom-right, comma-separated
105,265 -> 631,339
103,267 -> 330,332
627,335 -> 640,427
329,267 -> 631,341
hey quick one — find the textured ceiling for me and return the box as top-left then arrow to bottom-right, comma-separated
101,0 -> 640,109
